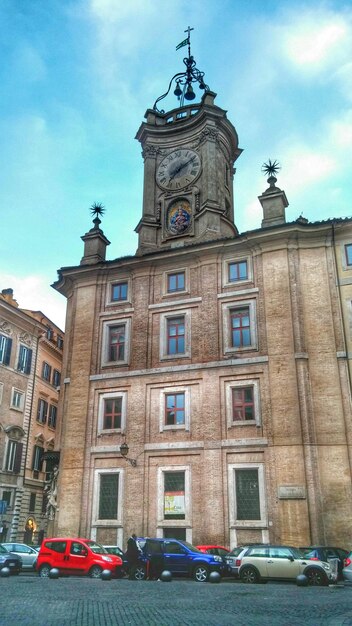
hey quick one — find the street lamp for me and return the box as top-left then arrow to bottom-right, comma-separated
119,442 -> 137,467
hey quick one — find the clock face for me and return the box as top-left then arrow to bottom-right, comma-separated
156,149 -> 201,191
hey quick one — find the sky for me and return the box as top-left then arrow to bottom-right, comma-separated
0,0 -> 351,330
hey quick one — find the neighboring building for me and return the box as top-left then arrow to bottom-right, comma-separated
0,289 -> 63,542
53,51 -> 352,549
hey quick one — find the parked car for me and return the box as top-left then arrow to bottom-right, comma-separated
225,546 -> 252,577
342,552 -> 352,583
135,537 -> 225,582
2,543 -> 38,570
103,546 -> 127,576
299,546 -> 349,581
36,538 -> 123,578
238,545 -> 335,586
196,545 -> 229,557
0,543 -> 22,575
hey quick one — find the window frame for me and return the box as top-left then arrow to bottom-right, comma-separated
157,466 -> 191,529
159,386 -> 190,432
48,404 -> 57,429
4,440 -> 22,473
222,300 -> 257,355
10,387 -> 25,412
42,362 -> 52,383
166,270 -> 186,294
228,463 -> 267,528
345,244 -> 352,267
107,278 -> 131,306
223,257 -> 252,287
225,379 -> 261,427
98,391 -> 127,434
101,318 -> 131,367
32,445 -> 44,473
53,369 -> 61,388
37,398 -> 48,424
92,469 -> 124,526
160,309 -> 191,361
16,345 -> 32,374
0,333 -> 12,366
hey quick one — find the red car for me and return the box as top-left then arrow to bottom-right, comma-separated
36,537 -> 123,578
196,545 -> 230,558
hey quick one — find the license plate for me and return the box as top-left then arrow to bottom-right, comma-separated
9,562 -> 16,567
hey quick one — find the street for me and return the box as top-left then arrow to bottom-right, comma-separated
1,574 -> 352,626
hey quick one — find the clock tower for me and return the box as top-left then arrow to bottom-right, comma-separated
135,39 -> 242,255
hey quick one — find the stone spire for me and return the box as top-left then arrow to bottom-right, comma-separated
259,160 -> 288,228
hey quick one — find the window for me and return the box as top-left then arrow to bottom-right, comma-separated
42,362 -> 52,382
37,399 -> 48,424
2,490 -> 12,508
29,493 -> 36,513
48,405 -> 57,429
11,388 -> 24,411
164,471 -> 185,520
233,387 -> 255,421
167,272 -> 185,293
57,336 -> 64,349
17,345 -> 32,374
0,334 -> 12,365
345,244 -> 352,266
228,464 -> 266,527
111,282 -> 128,302
4,440 -> 22,473
226,380 -> 260,427
165,393 -> 185,426
32,445 -> 44,473
222,300 -> 257,354
46,327 -> 54,341
228,260 -> 248,282
167,316 -> 185,355
0,382 -> 3,405
98,391 -> 127,433
231,308 -> 251,347
98,473 -> 119,519
53,369 -> 61,387
101,319 -> 130,367
103,397 -> 122,430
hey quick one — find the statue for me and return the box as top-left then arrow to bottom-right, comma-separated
44,466 -> 59,520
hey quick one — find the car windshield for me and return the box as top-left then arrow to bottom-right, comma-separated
178,541 -> 203,553
84,540 -> 108,555
0,545 -> 9,554
289,547 -> 306,559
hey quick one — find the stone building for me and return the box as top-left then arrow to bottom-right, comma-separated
53,53 -> 352,550
0,289 -> 63,542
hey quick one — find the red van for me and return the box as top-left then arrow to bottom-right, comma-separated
36,538 -> 123,578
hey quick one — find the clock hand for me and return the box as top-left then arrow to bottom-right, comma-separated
169,157 -> 196,181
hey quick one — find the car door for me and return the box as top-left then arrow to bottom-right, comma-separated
266,547 -> 300,579
162,540 -> 189,574
64,540 -> 89,575
13,544 -> 36,568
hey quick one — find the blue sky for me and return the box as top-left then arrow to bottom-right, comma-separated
1,0 -> 351,330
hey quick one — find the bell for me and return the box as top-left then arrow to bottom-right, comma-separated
174,81 -> 182,97
184,83 -> 195,101
199,81 -> 206,90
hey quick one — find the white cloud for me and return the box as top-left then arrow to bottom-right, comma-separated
284,19 -> 347,68
0,274 -> 66,331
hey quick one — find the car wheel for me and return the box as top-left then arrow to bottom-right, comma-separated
89,565 -> 103,579
134,565 -> 147,580
193,564 -> 209,582
39,564 -> 51,578
305,568 -> 328,587
240,566 -> 260,584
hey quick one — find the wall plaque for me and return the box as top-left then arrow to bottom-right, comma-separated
278,485 -> 306,499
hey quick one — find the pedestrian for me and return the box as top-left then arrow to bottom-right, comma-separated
125,533 -> 141,580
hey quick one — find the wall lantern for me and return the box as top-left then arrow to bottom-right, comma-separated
119,442 -> 137,467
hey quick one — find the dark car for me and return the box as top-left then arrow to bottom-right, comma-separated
300,546 -> 349,580
0,543 -> 22,575
133,537 -> 225,582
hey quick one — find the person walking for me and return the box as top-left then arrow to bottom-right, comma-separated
125,533 -> 141,580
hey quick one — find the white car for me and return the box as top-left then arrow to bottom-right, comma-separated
2,543 -> 38,570
342,552 -> 352,583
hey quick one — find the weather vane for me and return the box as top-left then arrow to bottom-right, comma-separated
90,202 -> 105,227
153,26 -> 209,113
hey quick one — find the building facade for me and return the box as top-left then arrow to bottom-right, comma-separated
53,82 -> 352,550
0,290 -> 63,542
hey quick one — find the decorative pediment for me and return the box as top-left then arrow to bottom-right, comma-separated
18,332 -> 32,346
0,320 -> 12,335
46,437 -> 55,449
34,432 -> 45,444
5,425 -> 25,440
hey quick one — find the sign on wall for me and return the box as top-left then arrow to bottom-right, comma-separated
164,491 -> 185,515
278,485 -> 306,499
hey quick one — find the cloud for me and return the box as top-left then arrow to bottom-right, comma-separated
283,18 -> 348,69
0,273 -> 66,331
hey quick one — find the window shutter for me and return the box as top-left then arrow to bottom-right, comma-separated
13,442 -> 23,474
38,446 -> 44,471
4,338 -> 12,365
25,349 -> 32,374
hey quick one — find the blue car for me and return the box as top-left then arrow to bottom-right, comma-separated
131,537 -> 224,582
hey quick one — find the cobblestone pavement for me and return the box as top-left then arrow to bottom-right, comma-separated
1,575 -> 352,626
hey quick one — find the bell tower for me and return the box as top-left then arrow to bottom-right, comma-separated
135,30 -> 242,255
